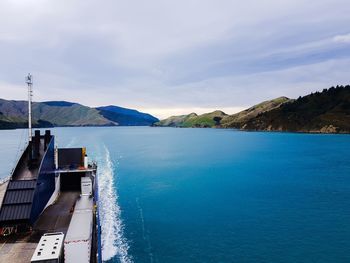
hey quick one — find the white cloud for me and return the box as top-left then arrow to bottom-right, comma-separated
0,0 -> 349,118
333,33 -> 350,43
0,82 -> 27,101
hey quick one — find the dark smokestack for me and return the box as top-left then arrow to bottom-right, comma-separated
44,130 -> 51,150
33,130 -> 40,158
28,141 -> 33,164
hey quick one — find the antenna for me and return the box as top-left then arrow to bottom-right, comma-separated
26,73 -> 33,142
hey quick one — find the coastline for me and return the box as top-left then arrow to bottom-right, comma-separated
153,125 -> 350,135
2,124 -> 350,135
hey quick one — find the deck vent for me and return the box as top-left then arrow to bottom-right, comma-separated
31,232 -> 64,263
81,177 -> 92,196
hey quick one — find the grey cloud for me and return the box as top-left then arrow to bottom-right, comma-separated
0,0 -> 349,118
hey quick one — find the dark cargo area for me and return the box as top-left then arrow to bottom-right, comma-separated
60,172 -> 87,191
58,148 -> 84,169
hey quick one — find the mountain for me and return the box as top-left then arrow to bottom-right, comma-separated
155,113 -> 198,127
220,97 -> 290,128
241,85 -> 350,133
155,85 -> 350,133
155,110 -> 227,128
0,99 -> 158,129
96,105 -> 159,126
154,98 -> 284,129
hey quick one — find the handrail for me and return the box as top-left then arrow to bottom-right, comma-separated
94,163 -> 103,263
9,142 -> 29,180
0,176 -> 10,185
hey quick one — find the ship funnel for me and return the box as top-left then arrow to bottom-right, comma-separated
44,130 -> 51,150
33,130 -> 41,158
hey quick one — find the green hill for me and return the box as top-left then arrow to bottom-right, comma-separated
221,97 -> 290,128
35,102 -> 113,126
242,85 -> 350,133
154,98 -> 286,129
155,111 -> 227,128
155,85 -> 350,133
155,113 -> 198,127
0,99 -> 158,129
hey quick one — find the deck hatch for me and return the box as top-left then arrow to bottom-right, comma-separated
0,204 -> 32,221
0,180 -> 36,223
8,180 -> 36,190
3,189 -> 35,204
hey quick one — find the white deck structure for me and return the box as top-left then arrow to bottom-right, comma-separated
31,232 -> 64,262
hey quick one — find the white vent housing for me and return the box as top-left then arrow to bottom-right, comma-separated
31,232 -> 64,262
81,177 -> 92,196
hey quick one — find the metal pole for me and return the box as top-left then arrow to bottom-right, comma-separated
26,73 -> 33,142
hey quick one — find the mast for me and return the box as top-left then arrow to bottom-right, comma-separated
26,73 -> 33,142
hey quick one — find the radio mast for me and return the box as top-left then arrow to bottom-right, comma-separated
26,73 -> 33,142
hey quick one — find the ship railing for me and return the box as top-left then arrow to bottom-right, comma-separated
0,175 -> 10,185
8,140 -> 30,180
94,161 -> 102,263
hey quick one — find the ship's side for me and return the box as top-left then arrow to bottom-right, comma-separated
0,130 -> 55,229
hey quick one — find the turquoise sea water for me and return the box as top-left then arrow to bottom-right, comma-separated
0,127 -> 350,262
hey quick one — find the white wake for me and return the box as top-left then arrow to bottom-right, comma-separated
98,146 -> 132,262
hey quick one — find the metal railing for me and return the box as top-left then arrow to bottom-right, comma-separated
93,161 -> 102,263
8,142 -> 29,180
0,175 -> 10,185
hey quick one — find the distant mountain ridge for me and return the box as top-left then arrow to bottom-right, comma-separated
2,85 -> 349,133
97,105 -> 158,126
242,85 -> 350,133
0,99 -> 159,129
42,101 -> 77,107
155,85 -> 350,133
155,111 -> 227,128
220,97 -> 290,128
154,97 -> 290,128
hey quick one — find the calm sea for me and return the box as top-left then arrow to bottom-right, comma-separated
0,127 -> 350,262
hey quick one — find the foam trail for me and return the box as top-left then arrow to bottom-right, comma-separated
136,198 -> 154,263
99,146 -> 132,262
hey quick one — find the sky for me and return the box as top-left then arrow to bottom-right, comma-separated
0,0 -> 349,119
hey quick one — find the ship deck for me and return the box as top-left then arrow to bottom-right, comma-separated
0,190 -> 80,263
34,191 -> 79,233
0,186 -> 98,263
0,140 -> 100,263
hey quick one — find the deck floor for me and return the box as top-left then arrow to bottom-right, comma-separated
0,191 -> 79,263
34,191 -> 79,233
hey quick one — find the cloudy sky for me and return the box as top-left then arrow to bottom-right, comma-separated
0,0 -> 349,118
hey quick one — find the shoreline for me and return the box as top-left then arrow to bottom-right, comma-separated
152,125 -> 350,135
1,125 -> 349,135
